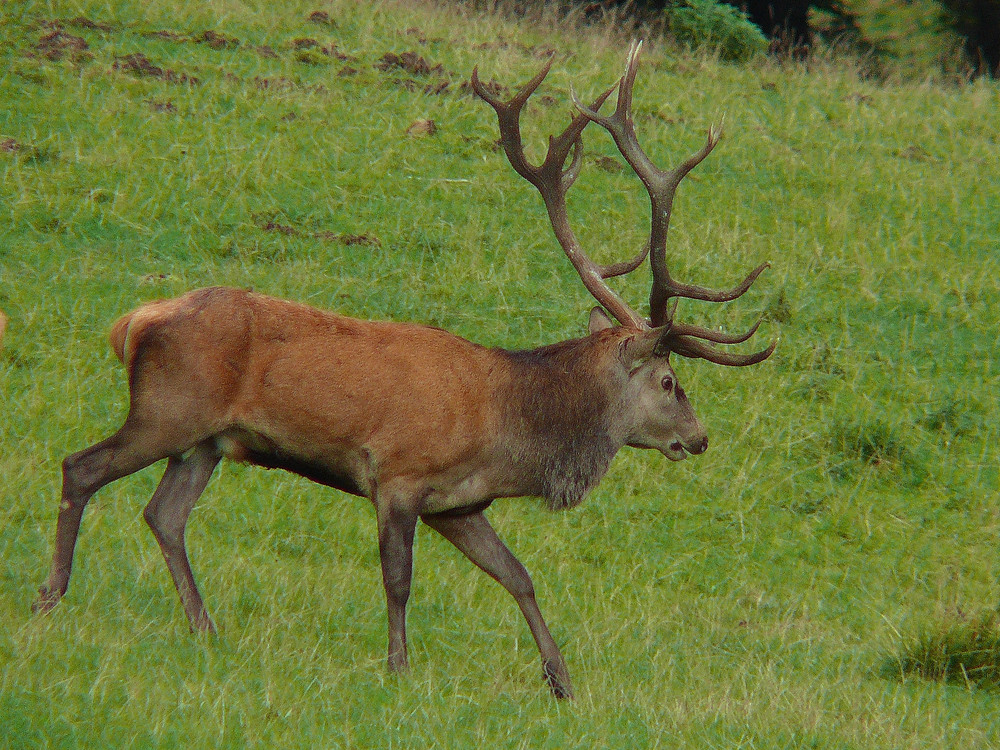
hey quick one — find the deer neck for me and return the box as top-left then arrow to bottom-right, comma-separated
496,334 -> 627,509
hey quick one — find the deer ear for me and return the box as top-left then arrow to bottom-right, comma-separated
588,306 -> 615,334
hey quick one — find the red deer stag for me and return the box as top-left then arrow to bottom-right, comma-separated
33,41 -> 774,699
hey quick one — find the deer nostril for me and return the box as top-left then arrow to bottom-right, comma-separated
691,436 -> 708,455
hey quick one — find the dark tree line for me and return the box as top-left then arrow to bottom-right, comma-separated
577,0 -> 1000,76
938,0 -> 1000,77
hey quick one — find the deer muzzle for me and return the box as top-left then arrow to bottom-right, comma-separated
665,433 -> 708,461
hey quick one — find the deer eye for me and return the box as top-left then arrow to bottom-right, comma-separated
661,375 -> 674,393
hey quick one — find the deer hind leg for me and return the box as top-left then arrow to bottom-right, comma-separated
142,440 -> 221,633
421,510 -> 573,700
33,418 -> 176,615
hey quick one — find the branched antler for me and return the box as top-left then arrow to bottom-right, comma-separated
474,42 -> 775,367
572,41 -> 770,330
472,59 -> 649,329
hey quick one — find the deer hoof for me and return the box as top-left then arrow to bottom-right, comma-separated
188,615 -> 218,636
543,659 -> 574,700
32,586 -> 61,615
387,653 -> 410,674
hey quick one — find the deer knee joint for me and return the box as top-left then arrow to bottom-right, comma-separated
143,503 -> 185,546
382,569 -> 412,606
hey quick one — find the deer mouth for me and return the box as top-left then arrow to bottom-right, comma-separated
666,441 -> 689,461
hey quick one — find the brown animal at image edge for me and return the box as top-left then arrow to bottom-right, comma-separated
32,42 -> 775,700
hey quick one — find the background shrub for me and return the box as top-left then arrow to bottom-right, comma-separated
665,0 -> 769,61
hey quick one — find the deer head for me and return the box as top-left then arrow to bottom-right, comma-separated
473,41 -> 775,460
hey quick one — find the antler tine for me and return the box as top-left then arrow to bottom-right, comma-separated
473,57 -> 650,330
573,39 -> 769,328
473,59 -> 615,193
665,335 -> 777,367
655,305 -> 776,365
668,316 -> 764,345
600,242 -> 650,279
571,40 -> 660,189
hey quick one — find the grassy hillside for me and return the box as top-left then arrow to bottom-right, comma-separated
2,0 -> 999,747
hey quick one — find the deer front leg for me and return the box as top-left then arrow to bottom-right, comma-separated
422,510 -> 573,700
376,497 -> 419,674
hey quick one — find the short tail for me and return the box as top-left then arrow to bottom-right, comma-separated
108,311 -> 134,365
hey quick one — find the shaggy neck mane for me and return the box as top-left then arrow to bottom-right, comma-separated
498,336 -> 622,510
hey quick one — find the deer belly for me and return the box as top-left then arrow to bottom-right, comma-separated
215,430 -> 368,497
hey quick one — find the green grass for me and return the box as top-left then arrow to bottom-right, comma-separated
2,0 -> 1000,747
884,609 -> 1000,689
